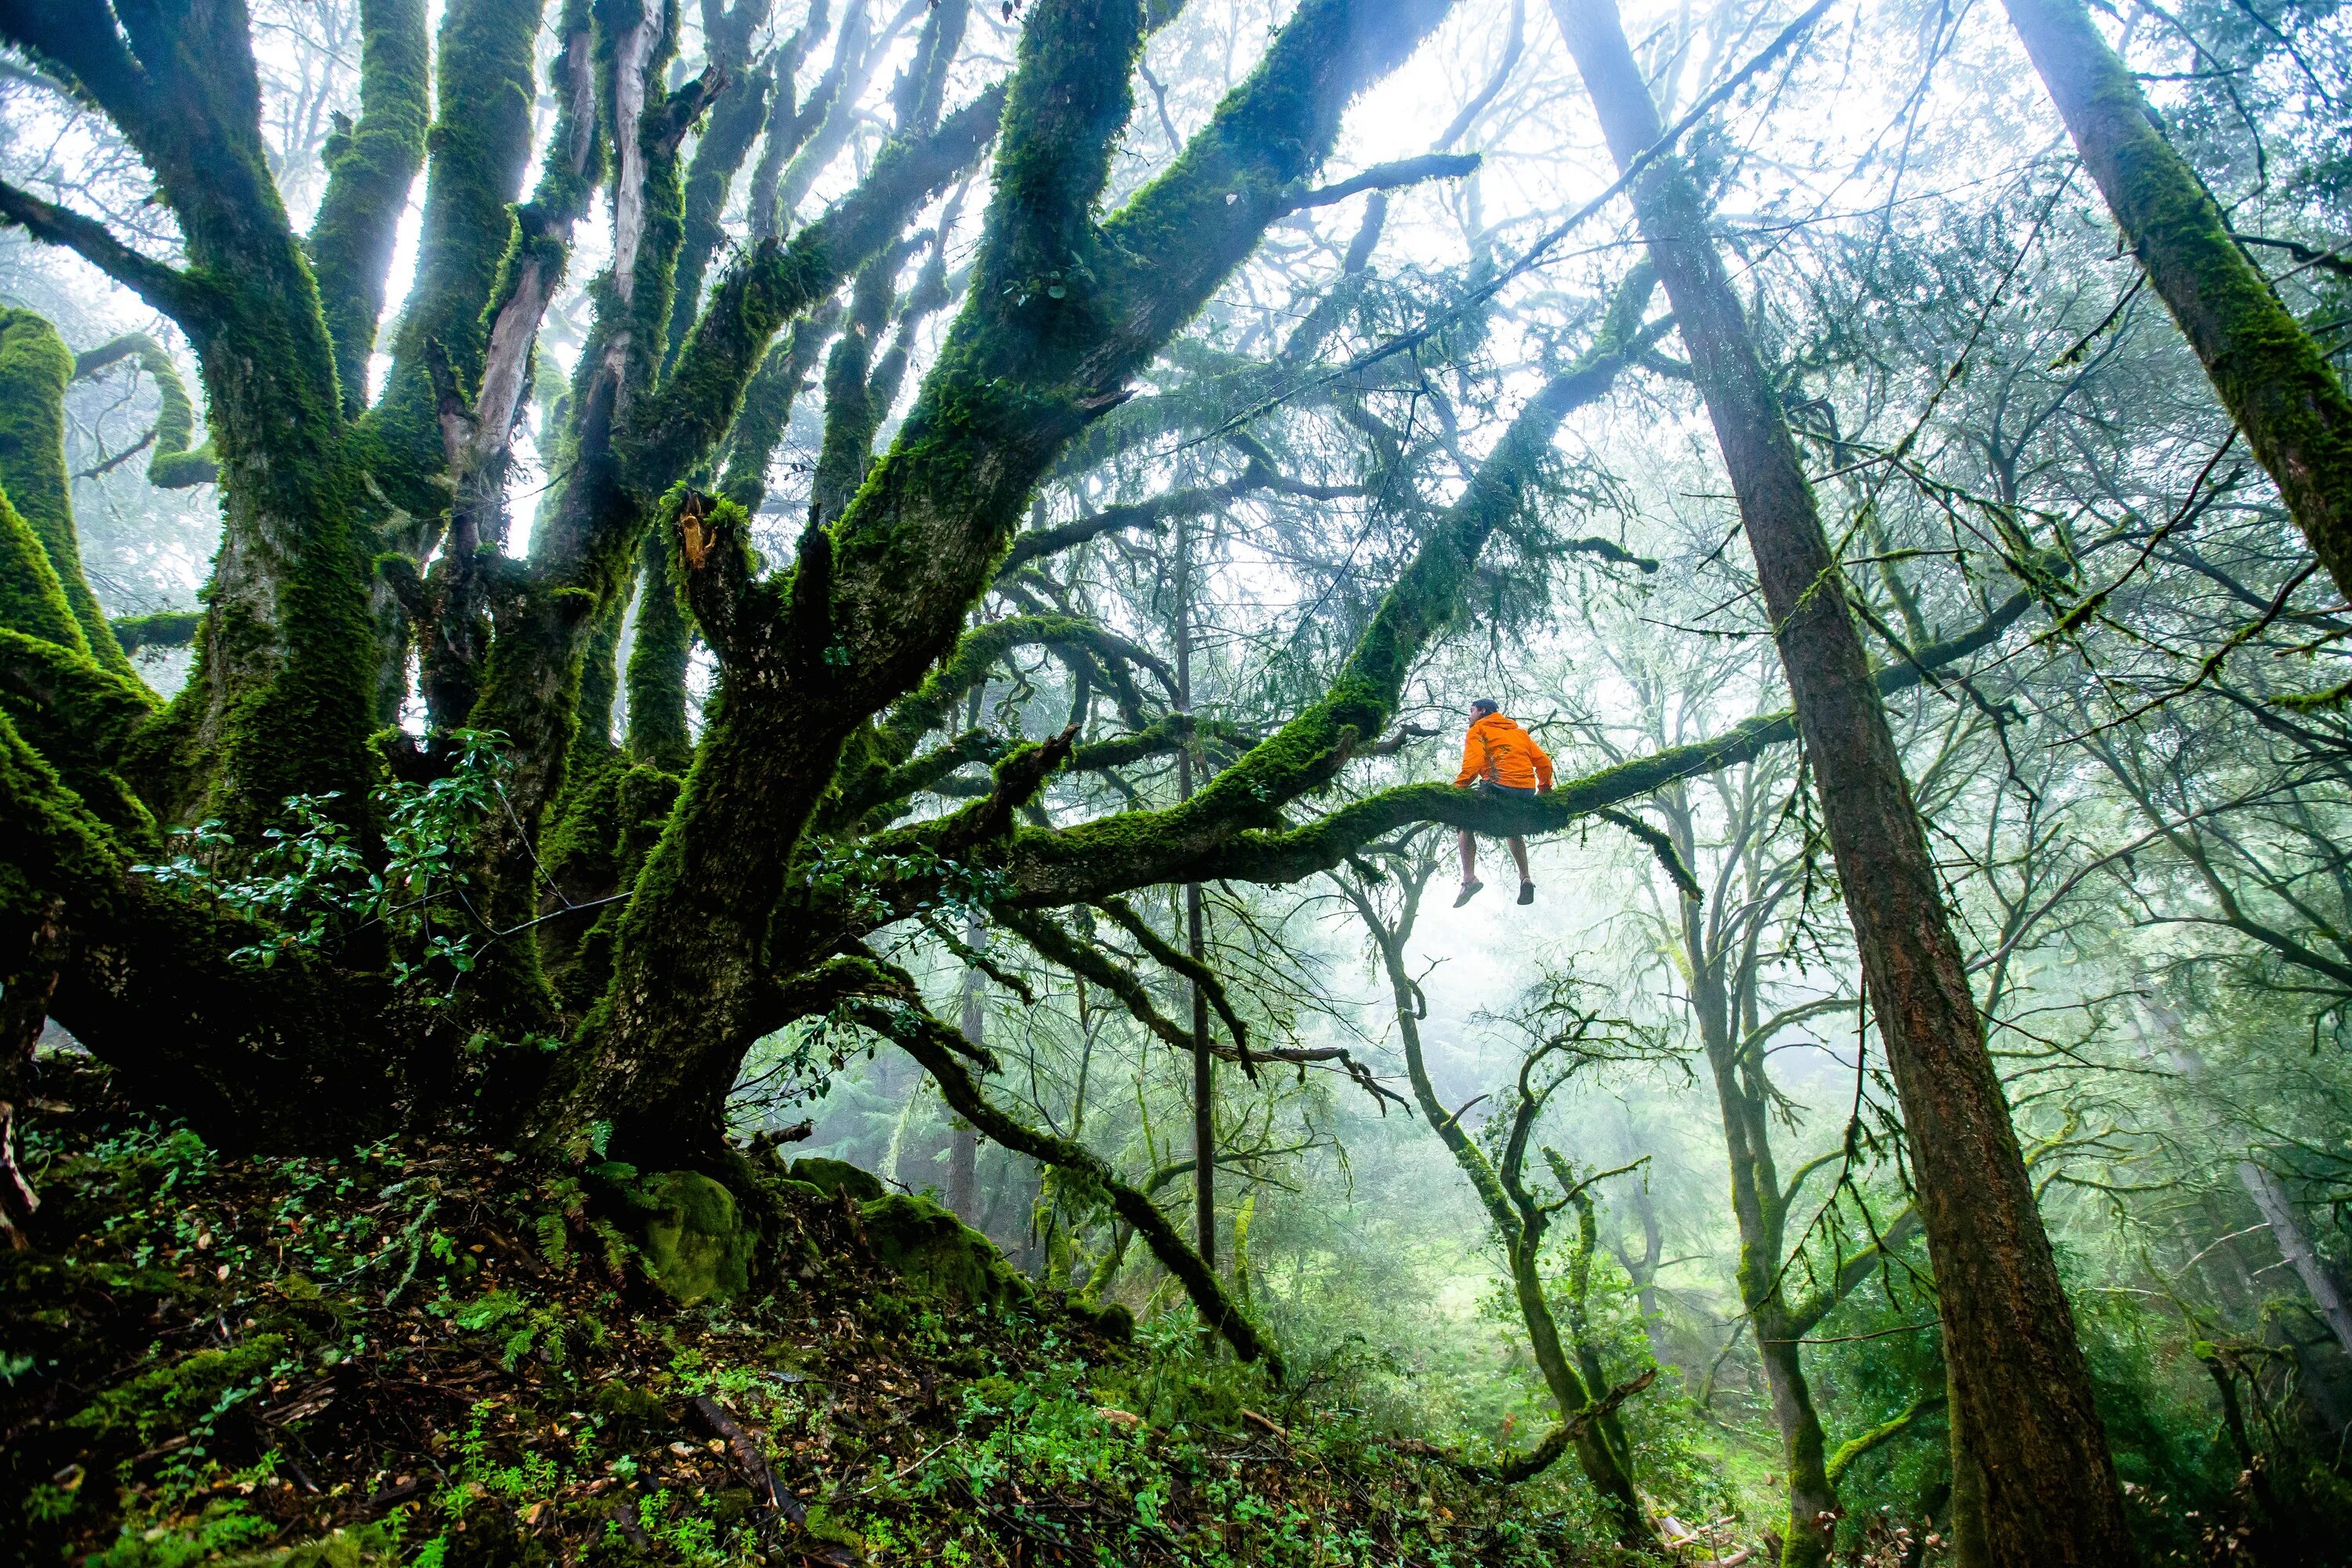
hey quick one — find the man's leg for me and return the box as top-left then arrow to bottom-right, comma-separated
1506,836 -> 1532,884
1456,829 -> 1484,906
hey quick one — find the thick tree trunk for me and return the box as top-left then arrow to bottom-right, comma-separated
1549,4 -> 2135,1563
531,0 -> 1461,1162
2000,0 -> 2352,606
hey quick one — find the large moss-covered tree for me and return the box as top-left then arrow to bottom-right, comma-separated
0,12 -> 2131,1539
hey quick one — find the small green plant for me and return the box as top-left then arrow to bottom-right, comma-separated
132,730 -> 515,998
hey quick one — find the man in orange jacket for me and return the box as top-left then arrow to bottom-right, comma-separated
1454,698 -> 1552,906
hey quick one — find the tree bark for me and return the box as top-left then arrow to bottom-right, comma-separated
949,916 -> 984,1219
1173,509 -> 1216,1271
2239,1159 -> 2352,1359
2000,0 -> 2352,606
531,0 -> 1461,1163
1548,3 -> 2134,1563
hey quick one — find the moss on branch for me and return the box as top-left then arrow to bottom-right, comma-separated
356,0 -> 546,521
0,482 -> 83,655
0,312 -> 132,675
995,590 -> 2032,904
2003,0 -> 2352,603
822,953 -> 1284,1378
307,0 -> 430,417
72,335 -> 216,489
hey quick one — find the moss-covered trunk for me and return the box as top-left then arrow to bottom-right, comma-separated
1694,942 -> 1838,1566
0,314 -> 135,678
2002,0 -> 2352,605
527,0 -> 1461,1163
1550,2 -> 2133,1563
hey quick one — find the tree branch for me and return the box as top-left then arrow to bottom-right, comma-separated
0,180 -> 190,321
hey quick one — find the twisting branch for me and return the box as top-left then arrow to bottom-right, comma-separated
0,181 -> 191,321
73,334 -> 216,488
1285,151 -> 1481,211
814,952 -> 1284,1377
1095,895 -> 1258,1075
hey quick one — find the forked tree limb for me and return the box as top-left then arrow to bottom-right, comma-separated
811,953 -> 1285,1377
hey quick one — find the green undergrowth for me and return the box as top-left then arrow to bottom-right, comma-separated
4,1059 -> 1613,1567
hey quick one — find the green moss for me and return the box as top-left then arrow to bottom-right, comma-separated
73,335 -> 216,489
717,307 -> 836,512
537,754 -> 681,1010
2005,0 -> 2352,600
624,527 -> 692,773
788,1156 -> 884,1203
858,1192 -> 1033,1311
307,0 -> 430,415
0,478 -> 85,652
0,626 -> 159,838
66,1337 -> 286,1450
662,0 -> 778,375
0,310 -> 130,674
353,0 -> 545,521
110,612 -> 203,655
568,586 -> 627,784
633,1170 -> 753,1305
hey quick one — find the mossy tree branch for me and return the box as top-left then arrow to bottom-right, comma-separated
662,0 -> 780,373
354,0 -> 550,523
817,953 -> 1284,1378
72,335 -> 217,488
526,0 -> 1461,1161
0,312 -> 134,677
2002,0 -> 2352,605
985,588 -> 2031,906
307,0 -> 430,418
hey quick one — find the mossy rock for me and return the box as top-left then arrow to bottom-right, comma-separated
858,1192 -> 1032,1311
1084,1300 -> 1135,1341
636,1171 -> 753,1305
788,1157 -> 884,1203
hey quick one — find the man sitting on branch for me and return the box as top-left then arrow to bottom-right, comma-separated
1454,698 -> 1552,907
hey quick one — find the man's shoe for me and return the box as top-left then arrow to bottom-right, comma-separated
1454,880 -> 1484,908
1517,881 -> 1535,906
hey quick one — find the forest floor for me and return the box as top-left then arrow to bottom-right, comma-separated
2,1057 -> 1624,1568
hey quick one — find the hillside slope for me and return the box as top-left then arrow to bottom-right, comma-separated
3,1059 -> 1617,1567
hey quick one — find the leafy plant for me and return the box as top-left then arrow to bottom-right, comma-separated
133,731 -> 514,996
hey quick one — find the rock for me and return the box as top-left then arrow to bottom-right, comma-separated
786,1158 -> 884,1203
635,1171 -> 753,1305
857,1193 -> 1033,1310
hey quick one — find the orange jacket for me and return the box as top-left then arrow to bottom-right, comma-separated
1456,712 -> 1552,791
